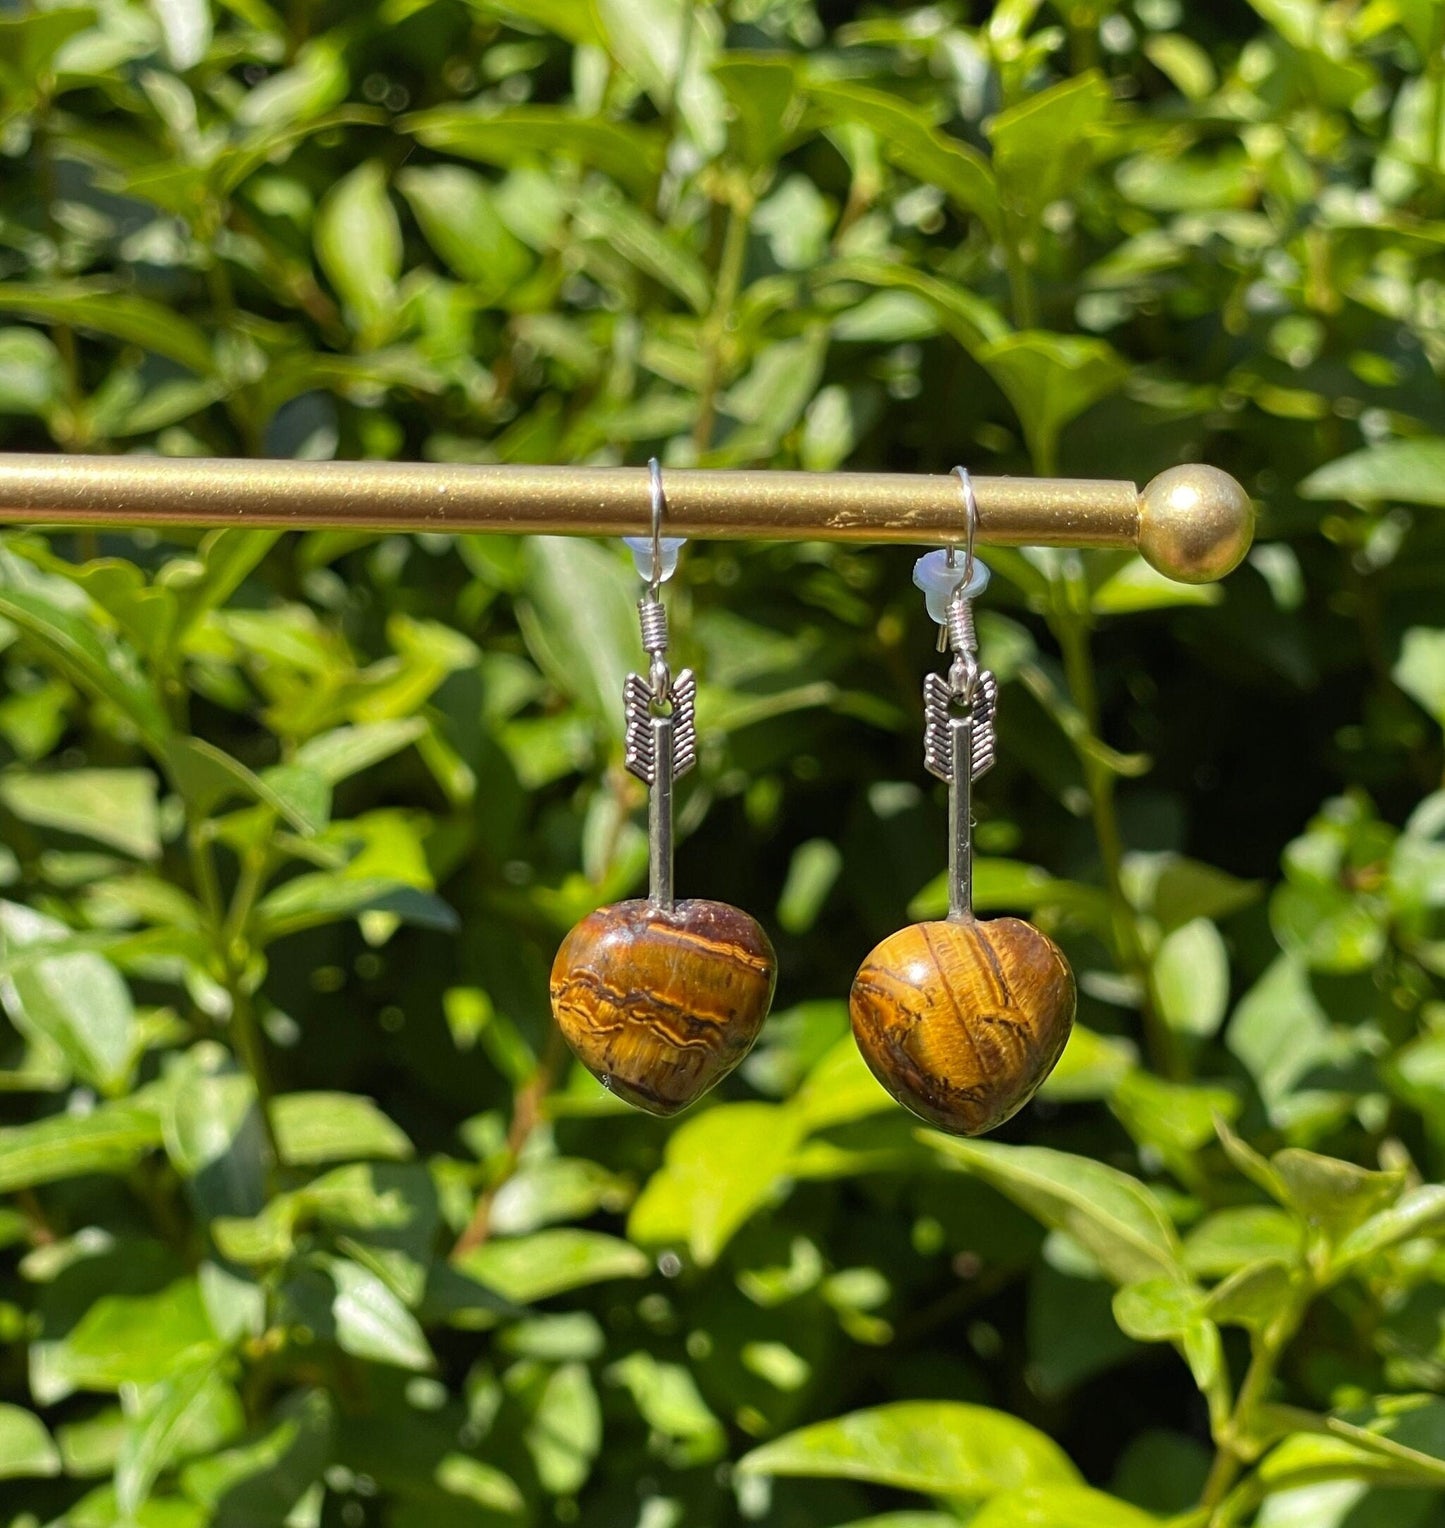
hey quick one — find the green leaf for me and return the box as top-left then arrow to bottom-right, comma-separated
1038,1024 -> 1136,1103
629,1103 -> 804,1266
0,1101 -> 161,1192
1149,918 -> 1230,1039
909,857 -> 1105,924
0,327 -> 64,416
1091,558 -> 1224,614
1206,1259 -> 1298,1333
988,72 -> 1113,219
1122,852 -> 1261,933
293,719 -> 426,785
595,0 -> 725,152
326,1256 -> 434,1371
434,1453 -> 527,1512
402,106 -> 665,196
1141,34 -> 1217,99
1333,1185 -> 1445,1274
458,1229 -> 648,1303
168,529 -> 280,641
150,0 -> 211,69
0,283 -> 213,374
608,1351 -> 726,1466
1214,1115 -> 1291,1204
777,837 -> 843,935
232,36 -> 349,129
163,738 -> 326,837
315,162 -> 402,339
114,1358 -> 229,1517
489,1157 -> 632,1236
976,332 -> 1128,474
1226,954 -> 1340,1120
0,586 -> 172,755
1110,1071 -> 1240,1161
1271,877 -> 1388,973
925,1136 -> 1184,1285
0,1403 -> 61,1480
34,1277 -> 220,1402
575,184 -> 711,314
737,1400 -> 1080,1496
0,901 -> 137,1094
820,257 -> 1010,352
523,1360 -> 601,1495
1300,439 -> 1445,506
807,81 -> 1000,234
518,536 -> 639,741
714,54 -> 802,166
214,1162 -> 424,1265
160,1046 -> 266,1221
0,768 -> 159,858
1184,1207 -> 1302,1277
1112,1279 -> 1204,1342
397,165 -> 533,300
969,1485 -> 1164,1528
1271,1149 -> 1405,1244
179,1387 -> 334,1517
272,1093 -> 413,1166
467,0 -> 607,45
1395,629 -> 1445,727
253,874 -> 458,942
791,1035 -> 896,1131
819,1519 -> 956,1528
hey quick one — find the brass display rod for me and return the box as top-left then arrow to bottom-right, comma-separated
0,454 -> 1254,583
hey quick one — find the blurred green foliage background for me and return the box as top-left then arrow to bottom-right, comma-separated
3,0 -> 1445,1524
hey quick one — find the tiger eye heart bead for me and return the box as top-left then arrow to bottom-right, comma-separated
850,916 -> 1075,1137
550,898 -> 777,1116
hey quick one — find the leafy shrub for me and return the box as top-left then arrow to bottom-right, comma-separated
2,1 -> 1445,1526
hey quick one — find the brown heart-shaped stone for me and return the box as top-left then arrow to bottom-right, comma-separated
850,915 -> 1075,1136
550,898 -> 777,1116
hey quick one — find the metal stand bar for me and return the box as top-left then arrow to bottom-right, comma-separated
0,454 -> 1254,582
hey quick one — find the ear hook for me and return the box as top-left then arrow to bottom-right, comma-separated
950,465 -> 978,590
913,467 -> 990,637
625,458 -> 686,591
647,457 -> 666,602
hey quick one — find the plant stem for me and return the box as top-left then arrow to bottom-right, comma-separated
1001,211 -> 1040,330
1200,1289 -> 1312,1521
188,819 -> 282,1164
229,985 -> 282,1165
693,195 -> 753,455
451,1029 -> 566,1260
188,821 -> 225,929
1053,600 -> 1178,1077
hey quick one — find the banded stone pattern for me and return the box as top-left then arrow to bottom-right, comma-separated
850,915 -> 1075,1136
551,898 -> 776,1116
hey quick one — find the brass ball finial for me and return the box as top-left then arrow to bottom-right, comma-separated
1137,465 -> 1254,584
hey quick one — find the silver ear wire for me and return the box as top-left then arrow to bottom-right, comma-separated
646,457 -> 666,602
951,464 -> 978,588
915,467 -> 998,921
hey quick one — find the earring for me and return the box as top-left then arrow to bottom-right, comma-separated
849,468 -> 1075,1136
550,461 -> 777,1116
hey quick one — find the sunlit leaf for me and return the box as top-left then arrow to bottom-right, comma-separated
0,768 -> 159,859
458,1229 -> 648,1303
629,1103 -> 804,1266
0,1403 -> 61,1480
925,1135 -> 1184,1285
738,1401 -> 1079,1496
